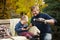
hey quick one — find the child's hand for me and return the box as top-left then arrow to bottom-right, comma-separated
21,28 -> 27,30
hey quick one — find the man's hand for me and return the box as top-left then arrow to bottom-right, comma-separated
44,19 -> 55,25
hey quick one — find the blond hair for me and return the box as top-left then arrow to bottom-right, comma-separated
21,15 -> 28,22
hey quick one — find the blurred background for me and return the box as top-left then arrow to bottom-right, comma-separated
0,0 -> 60,40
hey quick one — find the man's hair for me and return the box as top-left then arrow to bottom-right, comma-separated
31,5 -> 39,11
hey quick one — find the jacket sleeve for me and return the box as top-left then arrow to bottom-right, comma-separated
44,14 -> 57,25
15,22 -> 22,32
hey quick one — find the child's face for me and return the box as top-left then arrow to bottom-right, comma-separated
23,21 -> 27,24
21,20 -> 27,25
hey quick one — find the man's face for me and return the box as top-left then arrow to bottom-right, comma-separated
31,7 -> 39,16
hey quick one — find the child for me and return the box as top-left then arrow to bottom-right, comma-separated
15,15 -> 35,40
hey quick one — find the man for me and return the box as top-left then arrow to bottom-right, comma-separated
30,5 -> 57,40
